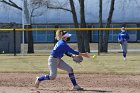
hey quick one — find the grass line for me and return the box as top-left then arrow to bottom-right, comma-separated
0,53 -> 140,75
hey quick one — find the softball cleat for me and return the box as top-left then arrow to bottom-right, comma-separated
35,77 -> 41,88
72,85 -> 84,90
123,57 -> 126,61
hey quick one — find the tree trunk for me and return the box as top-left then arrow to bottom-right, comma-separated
24,0 -> 34,53
102,0 -> 115,52
27,25 -> 34,53
99,0 -> 103,53
69,0 -> 85,52
79,0 -> 90,53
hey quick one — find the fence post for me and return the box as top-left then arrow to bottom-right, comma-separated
98,30 -> 100,55
13,28 -> 16,56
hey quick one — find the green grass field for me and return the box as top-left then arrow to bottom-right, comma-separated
0,52 -> 140,75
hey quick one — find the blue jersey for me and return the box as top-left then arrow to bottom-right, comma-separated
50,40 -> 79,58
118,31 -> 129,42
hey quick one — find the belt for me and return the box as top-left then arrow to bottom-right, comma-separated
50,55 -> 58,58
53,56 -> 58,58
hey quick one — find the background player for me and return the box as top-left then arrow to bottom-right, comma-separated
35,30 -> 90,90
118,27 -> 129,61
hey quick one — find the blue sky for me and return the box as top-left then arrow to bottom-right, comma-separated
0,0 -> 140,23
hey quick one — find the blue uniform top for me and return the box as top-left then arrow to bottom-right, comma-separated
50,40 -> 79,58
118,31 -> 129,42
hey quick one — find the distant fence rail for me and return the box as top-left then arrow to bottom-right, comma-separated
1,28 -> 140,31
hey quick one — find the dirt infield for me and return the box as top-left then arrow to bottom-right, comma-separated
0,73 -> 140,93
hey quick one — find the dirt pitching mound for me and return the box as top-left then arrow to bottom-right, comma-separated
0,73 -> 140,93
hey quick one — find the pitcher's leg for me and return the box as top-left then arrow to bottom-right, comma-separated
35,56 -> 58,88
122,41 -> 127,60
57,59 -> 73,73
48,57 -> 58,80
38,57 -> 58,81
58,60 -> 83,90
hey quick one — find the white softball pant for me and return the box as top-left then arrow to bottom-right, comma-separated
120,40 -> 128,53
48,56 -> 73,80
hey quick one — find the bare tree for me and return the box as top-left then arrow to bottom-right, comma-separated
23,0 -> 34,53
30,0 -> 46,18
0,0 -> 47,53
26,0 -> 47,53
79,0 -> 90,52
69,0 -> 85,52
99,0 -> 103,54
47,0 -> 90,52
0,0 -> 22,10
46,0 -> 71,12
102,0 -> 115,52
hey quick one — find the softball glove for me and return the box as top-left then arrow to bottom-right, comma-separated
73,55 -> 83,63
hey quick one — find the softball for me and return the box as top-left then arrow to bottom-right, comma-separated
92,54 -> 96,60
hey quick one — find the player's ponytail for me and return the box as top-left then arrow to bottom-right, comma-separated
55,30 -> 63,40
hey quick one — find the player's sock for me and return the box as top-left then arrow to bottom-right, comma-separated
123,52 -> 126,58
38,74 -> 50,81
69,73 -> 77,86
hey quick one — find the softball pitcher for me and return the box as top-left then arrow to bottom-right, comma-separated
35,30 -> 90,90
118,27 -> 129,61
